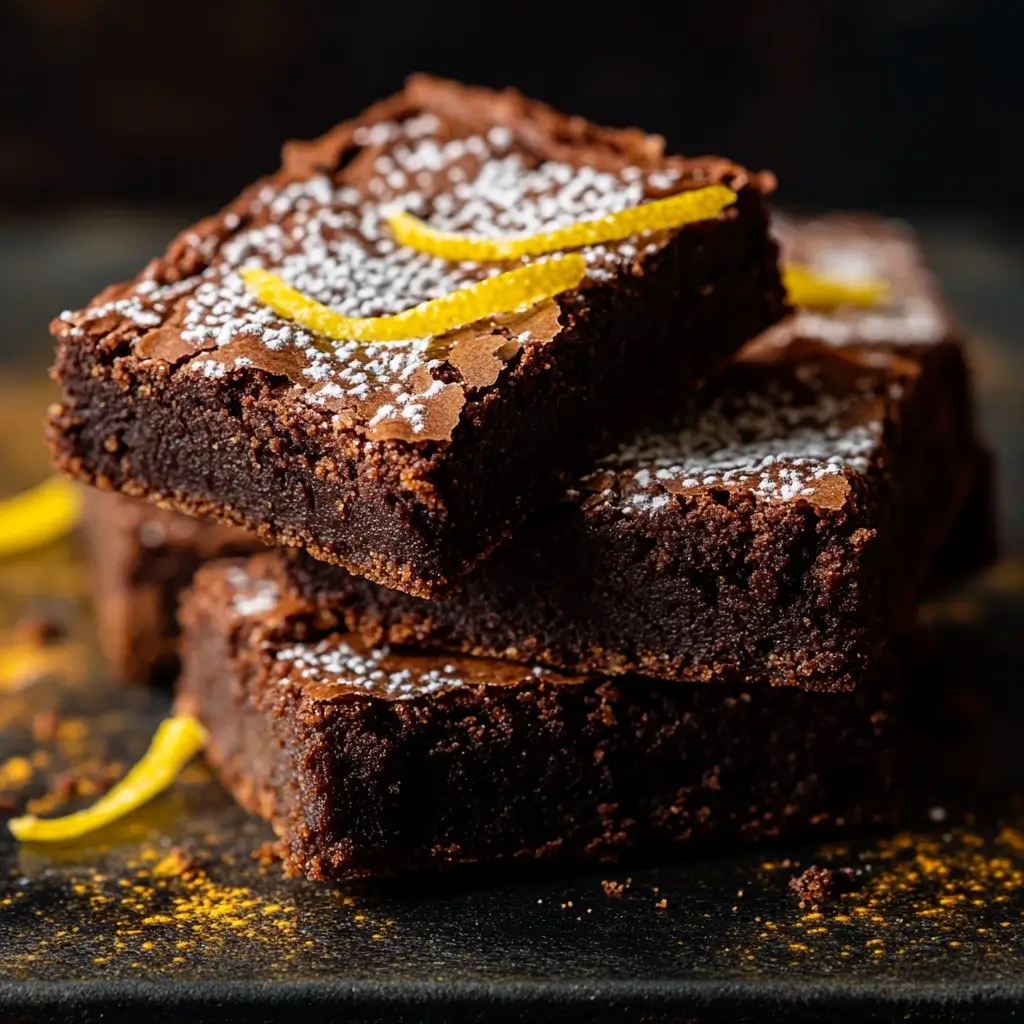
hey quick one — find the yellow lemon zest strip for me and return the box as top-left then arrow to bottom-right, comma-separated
242,256 -> 587,345
0,476 -> 82,558
783,264 -> 888,309
9,715 -> 207,842
387,184 -> 738,261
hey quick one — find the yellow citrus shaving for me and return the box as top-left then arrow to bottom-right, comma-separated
242,256 -> 587,344
8,715 -> 207,843
387,184 -> 738,261
783,264 -> 888,309
0,476 -> 81,558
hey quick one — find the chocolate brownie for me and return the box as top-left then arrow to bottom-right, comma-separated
927,443 -> 998,590
176,557 -> 899,880
47,75 -> 786,598
80,489 -> 260,685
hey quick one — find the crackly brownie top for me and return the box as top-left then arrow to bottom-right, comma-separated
220,558 -> 586,700
576,351 -> 899,515
53,75 -> 765,445
766,213 -> 955,350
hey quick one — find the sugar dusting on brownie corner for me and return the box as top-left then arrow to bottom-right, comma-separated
218,557 -> 570,702
586,372 -> 885,514
276,640 -> 470,701
224,565 -> 280,618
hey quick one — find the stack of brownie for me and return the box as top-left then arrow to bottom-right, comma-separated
48,77 -> 993,880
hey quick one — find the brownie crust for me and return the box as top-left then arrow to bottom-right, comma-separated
176,557 -> 899,880
80,489 -> 261,684
48,75 -> 786,598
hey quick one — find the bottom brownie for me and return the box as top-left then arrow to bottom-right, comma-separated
176,556 -> 899,880
80,489 -> 261,684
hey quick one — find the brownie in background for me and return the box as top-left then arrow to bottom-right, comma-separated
80,489 -> 260,684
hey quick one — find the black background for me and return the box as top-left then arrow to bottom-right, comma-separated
2,0 -> 1022,222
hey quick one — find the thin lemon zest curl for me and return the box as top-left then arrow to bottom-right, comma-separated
387,184 -> 738,261
242,256 -> 586,346
0,476 -> 81,558
8,715 -> 207,843
783,264 -> 888,309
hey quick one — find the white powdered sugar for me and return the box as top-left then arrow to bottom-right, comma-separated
226,566 -> 280,617
221,562 -> 558,699
790,299 -> 947,348
594,380 -> 883,510
275,639 -> 467,700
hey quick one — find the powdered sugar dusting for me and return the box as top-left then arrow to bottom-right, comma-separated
227,566 -> 280,617
220,561 -> 565,699
589,378 -> 882,510
276,639 -> 469,700
65,112 -> 693,437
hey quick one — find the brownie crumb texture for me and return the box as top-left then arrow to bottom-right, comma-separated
789,865 -> 859,908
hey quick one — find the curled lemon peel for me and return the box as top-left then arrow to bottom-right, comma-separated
8,715 -> 207,843
242,255 -> 587,345
0,476 -> 82,558
783,264 -> 888,309
387,184 -> 738,261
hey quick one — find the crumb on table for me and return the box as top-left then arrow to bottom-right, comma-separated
789,864 -> 858,908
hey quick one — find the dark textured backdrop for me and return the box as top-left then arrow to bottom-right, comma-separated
1,0 -> 1021,220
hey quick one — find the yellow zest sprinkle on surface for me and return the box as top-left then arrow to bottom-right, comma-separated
242,256 -> 586,345
8,715 -> 207,843
783,264 -> 888,309
387,184 -> 738,261
0,476 -> 81,558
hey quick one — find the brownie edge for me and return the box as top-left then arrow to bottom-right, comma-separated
79,489 -> 261,684
176,556 -> 899,880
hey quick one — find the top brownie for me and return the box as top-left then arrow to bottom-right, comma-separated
47,75 -> 786,597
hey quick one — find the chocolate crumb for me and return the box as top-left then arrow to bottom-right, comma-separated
789,865 -> 859,908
